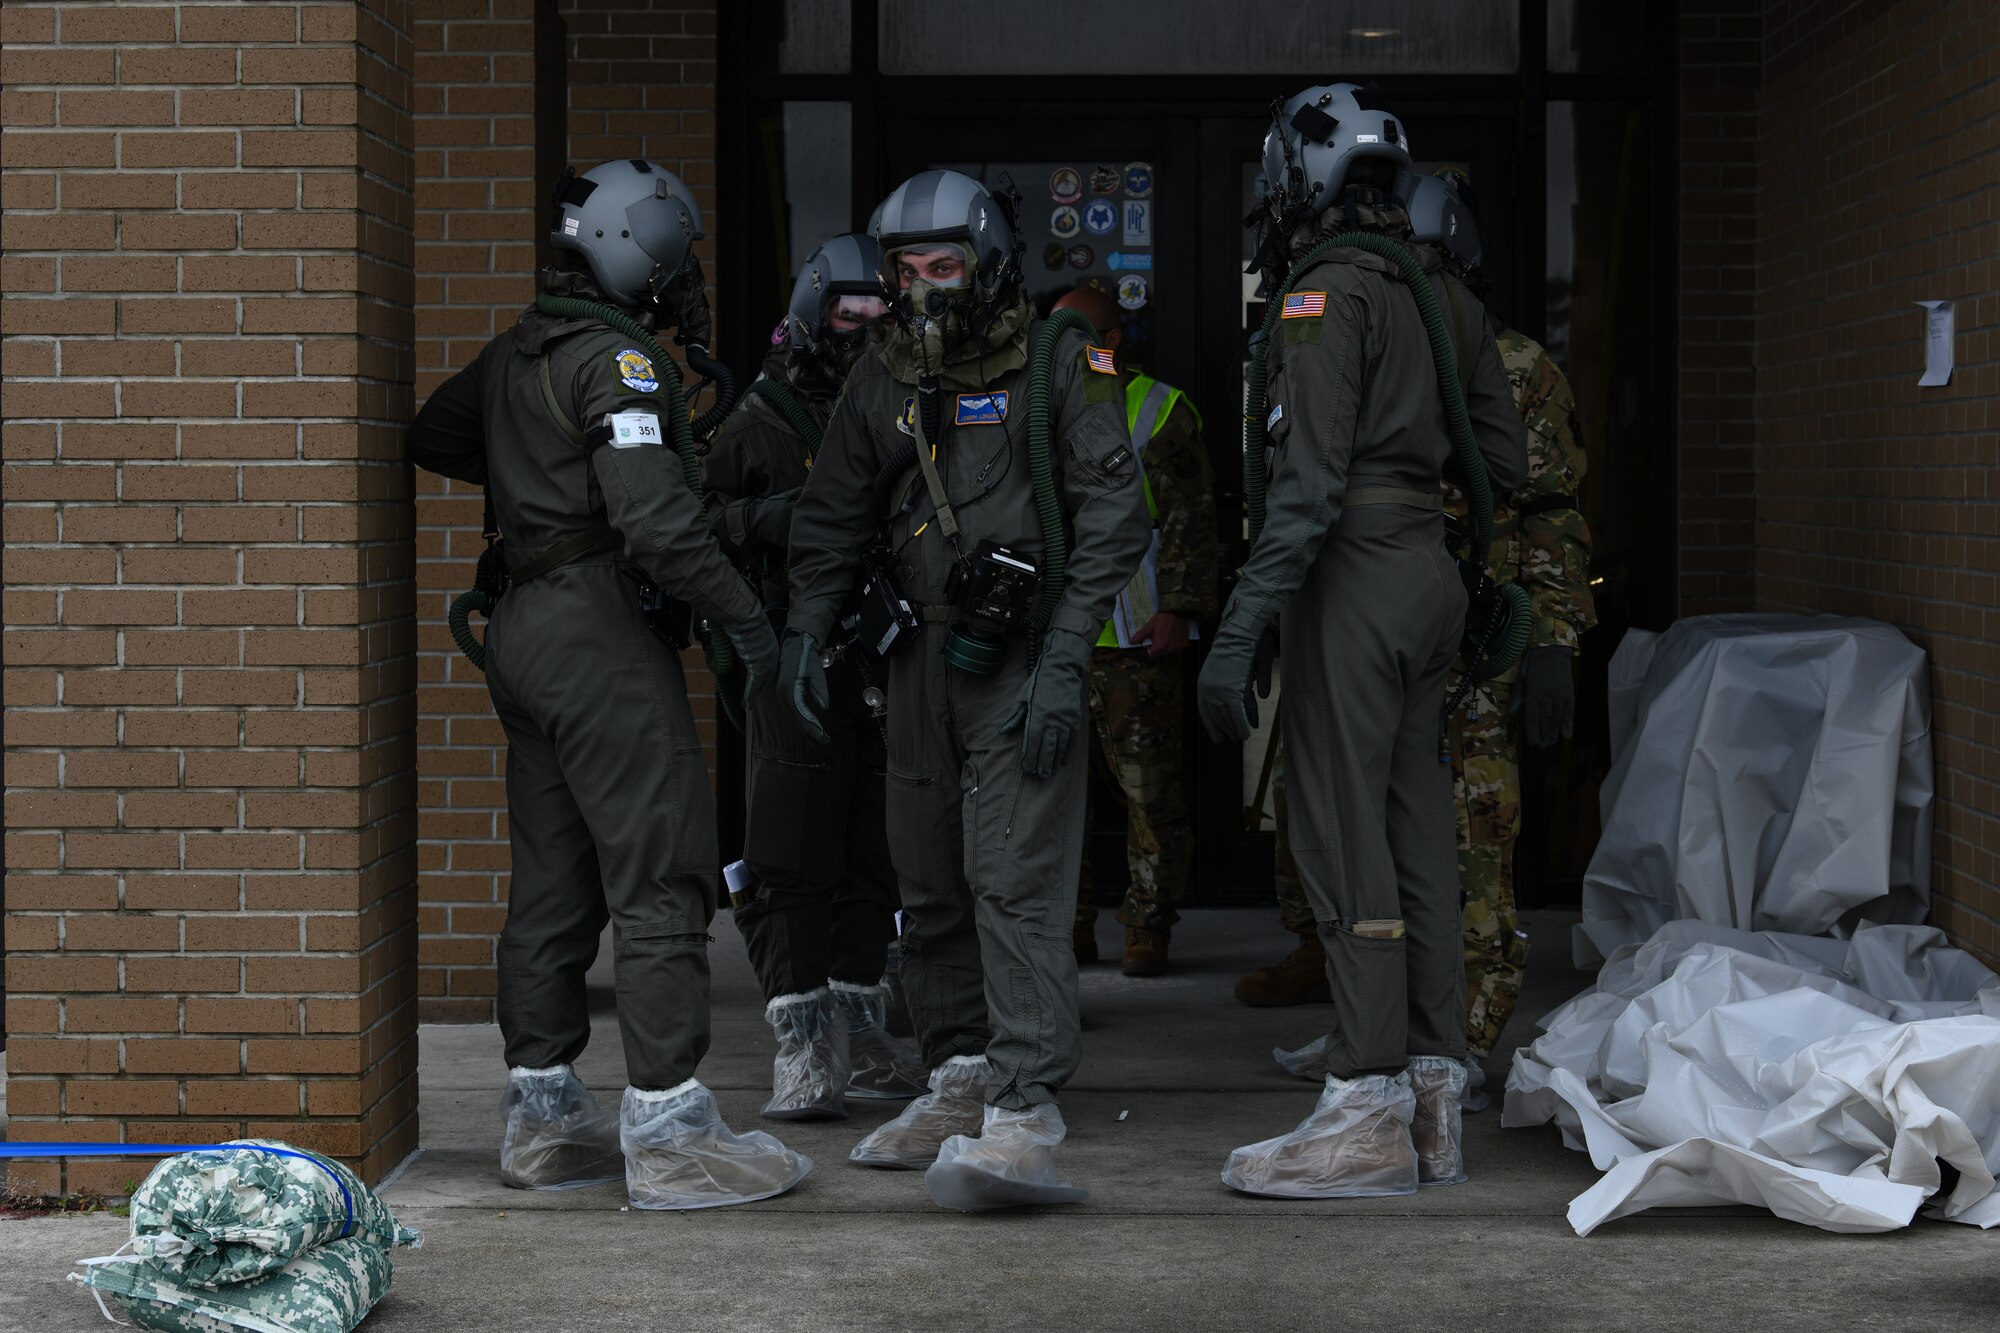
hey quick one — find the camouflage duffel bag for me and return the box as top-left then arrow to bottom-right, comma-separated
78,1237 -> 393,1333
124,1139 -> 421,1288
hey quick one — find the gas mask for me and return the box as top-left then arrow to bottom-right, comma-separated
896,277 -> 974,371
822,294 -> 889,378
655,252 -> 712,346
879,242 -> 1030,386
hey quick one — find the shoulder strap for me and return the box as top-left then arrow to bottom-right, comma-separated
537,355 -> 586,447
909,388 -> 960,541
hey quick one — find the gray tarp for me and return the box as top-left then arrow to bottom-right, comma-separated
1577,615 -> 1933,967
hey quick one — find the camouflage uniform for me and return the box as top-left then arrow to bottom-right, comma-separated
1268,327 -> 1594,1055
1078,380 -> 1218,929
1448,327 -> 1594,1055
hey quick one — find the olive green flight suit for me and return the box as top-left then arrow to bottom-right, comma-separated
787,321 -> 1150,1108
1219,238 -> 1526,1080
409,302 -> 764,1091
704,365 -> 898,998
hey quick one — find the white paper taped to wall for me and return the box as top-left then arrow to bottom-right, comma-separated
1916,299 -> 1954,387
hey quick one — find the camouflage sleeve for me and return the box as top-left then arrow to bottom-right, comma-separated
1503,334 -> 1596,650
1145,398 -> 1219,619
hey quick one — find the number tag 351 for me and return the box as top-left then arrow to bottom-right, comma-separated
609,412 -> 663,448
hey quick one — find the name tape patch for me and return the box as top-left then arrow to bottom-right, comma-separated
1280,292 -> 1326,320
614,348 -> 660,393
954,390 -> 1009,426
1085,347 -> 1118,375
609,411 -> 662,447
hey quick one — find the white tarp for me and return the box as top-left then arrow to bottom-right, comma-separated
1578,615 -> 1933,967
1504,921 -> 2000,1235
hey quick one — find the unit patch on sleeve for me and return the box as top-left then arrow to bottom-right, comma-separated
613,348 -> 660,393
895,396 -> 917,436
1085,346 -> 1118,375
1280,292 -> 1326,320
954,390 -> 1009,426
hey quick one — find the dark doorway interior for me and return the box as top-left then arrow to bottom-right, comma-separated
717,0 -> 1679,912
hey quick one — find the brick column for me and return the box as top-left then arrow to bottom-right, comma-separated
2,1 -> 420,1189
411,0 -> 543,1020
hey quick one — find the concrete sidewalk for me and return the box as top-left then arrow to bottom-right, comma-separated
4,910 -> 1993,1331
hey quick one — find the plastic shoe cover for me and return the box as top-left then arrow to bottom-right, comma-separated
848,1054 -> 988,1168
1273,1033 -> 1331,1081
831,980 -> 927,1100
499,1065 -> 624,1190
760,988 -> 850,1121
1408,1056 -> 1470,1186
925,1103 -> 1089,1212
621,1080 -> 813,1210
1220,1072 -> 1419,1199
1458,1054 -> 1491,1113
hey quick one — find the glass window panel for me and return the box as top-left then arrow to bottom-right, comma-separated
782,102 -> 853,274
778,0 -> 850,74
880,0 -> 1518,75
1548,0 -> 1652,73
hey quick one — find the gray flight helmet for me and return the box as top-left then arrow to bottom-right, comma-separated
787,231 -> 885,357
550,159 -> 701,310
1403,171 -> 1482,275
871,169 -> 1017,303
1261,83 -> 1413,222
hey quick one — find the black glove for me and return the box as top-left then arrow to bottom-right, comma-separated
709,490 -> 799,560
1006,628 -> 1092,778
1518,645 -> 1575,750
746,488 -> 798,550
1196,617 -> 1272,743
727,613 -> 781,700
781,629 -> 831,744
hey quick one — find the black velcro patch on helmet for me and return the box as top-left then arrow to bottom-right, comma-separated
560,175 -> 597,207
1290,104 -> 1339,146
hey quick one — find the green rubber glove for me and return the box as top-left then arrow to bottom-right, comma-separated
1006,628 -> 1093,779
1196,618 -> 1274,743
781,629 -> 830,743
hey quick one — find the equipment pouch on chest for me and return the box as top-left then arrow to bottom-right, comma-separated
849,545 -> 920,661
941,539 -> 1041,676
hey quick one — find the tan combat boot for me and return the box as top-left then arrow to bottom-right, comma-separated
1233,933 -> 1331,1007
1123,926 -> 1170,977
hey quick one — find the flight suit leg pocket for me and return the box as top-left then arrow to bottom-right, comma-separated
744,752 -> 841,880
884,763 -> 958,895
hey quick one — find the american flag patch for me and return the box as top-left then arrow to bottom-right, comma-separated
1085,346 -> 1118,375
1281,291 -> 1327,319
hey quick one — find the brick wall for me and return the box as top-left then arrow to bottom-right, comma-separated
409,0 -> 719,1021
1676,0 -> 1763,614
1,0 -> 420,1188
1752,0 -> 2000,962
410,0 -> 542,1020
